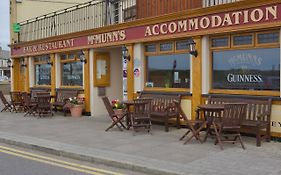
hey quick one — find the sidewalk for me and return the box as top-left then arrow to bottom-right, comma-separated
0,111 -> 280,175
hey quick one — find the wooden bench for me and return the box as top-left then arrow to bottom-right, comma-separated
139,92 -> 181,132
53,88 -> 80,116
30,88 -> 50,100
207,95 -> 272,147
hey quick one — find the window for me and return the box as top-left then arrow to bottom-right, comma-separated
211,36 -> 229,48
60,52 -> 83,86
62,62 -> 83,86
34,55 -> 51,86
124,5 -> 136,22
147,53 -> 190,89
211,31 -> 280,92
145,40 -> 191,90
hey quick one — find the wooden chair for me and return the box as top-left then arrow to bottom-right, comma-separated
130,98 -> 152,135
10,91 -> 24,112
0,91 -> 12,112
36,93 -> 53,117
213,103 -> 247,150
175,100 -> 205,144
102,96 -> 127,131
22,92 -> 37,117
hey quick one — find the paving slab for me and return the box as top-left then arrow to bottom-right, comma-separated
0,110 -> 280,175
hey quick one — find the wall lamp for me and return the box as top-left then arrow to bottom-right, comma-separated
187,38 -> 198,58
47,60 -> 53,66
78,50 -> 87,63
122,45 -> 130,61
7,59 -> 13,68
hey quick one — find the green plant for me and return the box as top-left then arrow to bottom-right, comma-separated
69,97 -> 84,105
111,99 -> 125,109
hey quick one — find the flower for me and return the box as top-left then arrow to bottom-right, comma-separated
111,99 -> 125,109
69,97 -> 84,105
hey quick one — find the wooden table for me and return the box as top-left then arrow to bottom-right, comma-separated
197,104 -> 225,142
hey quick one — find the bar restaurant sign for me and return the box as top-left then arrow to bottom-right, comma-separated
12,3 -> 281,57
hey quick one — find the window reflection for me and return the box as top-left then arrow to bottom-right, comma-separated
62,62 -> 83,86
147,54 -> 190,88
212,48 -> 280,90
35,64 -> 51,85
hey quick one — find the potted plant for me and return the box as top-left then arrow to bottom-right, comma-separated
111,99 -> 125,115
69,97 -> 84,117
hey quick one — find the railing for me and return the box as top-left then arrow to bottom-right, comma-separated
18,0 -> 136,42
203,0 -> 240,7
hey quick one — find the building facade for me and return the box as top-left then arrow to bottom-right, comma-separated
9,0 -> 281,137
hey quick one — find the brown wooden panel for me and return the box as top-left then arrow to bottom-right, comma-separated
137,0 -> 202,19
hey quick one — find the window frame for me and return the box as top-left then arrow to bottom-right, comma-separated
144,40 -> 191,92
210,35 -> 231,50
255,30 -> 280,47
210,30 -> 280,96
33,55 -> 51,87
231,33 -> 254,48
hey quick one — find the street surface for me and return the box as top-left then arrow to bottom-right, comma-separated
0,143 -> 147,175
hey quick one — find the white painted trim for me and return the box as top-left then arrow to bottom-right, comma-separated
202,36 -> 210,95
29,57 -> 34,87
55,54 -> 60,88
90,49 -> 94,115
190,54 -> 193,93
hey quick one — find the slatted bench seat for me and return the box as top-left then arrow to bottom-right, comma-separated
53,88 -> 80,116
207,95 -> 272,147
139,92 -> 181,132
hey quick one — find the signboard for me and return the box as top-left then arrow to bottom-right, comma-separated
11,3 -> 281,57
13,23 -> 21,33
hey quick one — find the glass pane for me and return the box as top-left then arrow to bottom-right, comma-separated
176,40 -> 189,50
212,48 -> 280,90
233,35 -> 253,46
147,54 -> 190,88
35,64 -> 51,85
257,32 -> 279,44
62,62 -> 83,86
68,54 -> 76,59
211,37 -> 229,47
160,42 -> 173,52
34,55 -> 50,62
60,54 -> 67,60
145,44 -> 156,52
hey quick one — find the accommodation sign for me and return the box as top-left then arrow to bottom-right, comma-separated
12,3 -> 281,57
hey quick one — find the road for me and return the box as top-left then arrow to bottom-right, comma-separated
0,144 -> 147,175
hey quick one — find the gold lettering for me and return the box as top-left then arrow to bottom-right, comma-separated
222,14 -> 233,26
200,17 -> 210,29
178,20 -> 187,32
160,24 -> 168,34
211,15 -> 222,27
152,25 -> 160,35
145,26 -> 152,37
232,12 -> 242,24
243,10 -> 249,23
266,6 -> 277,20
251,9 -> 264,22
119,30 -> 126,40
168,22 -> 177,33
188,18 -> 199,30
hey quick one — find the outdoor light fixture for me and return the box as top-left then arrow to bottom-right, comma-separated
122,45 -> 130,61
187,38 -> 198,58
78,50 -> 87,63
47,60 -> 53,66
7,59 -> 13,68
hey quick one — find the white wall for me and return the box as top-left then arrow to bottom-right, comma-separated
91,47 -> 123,116
202,36 -> 210,94
134,43 -> 145,92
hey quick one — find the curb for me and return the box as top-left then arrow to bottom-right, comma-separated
0,135 -> 188,175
